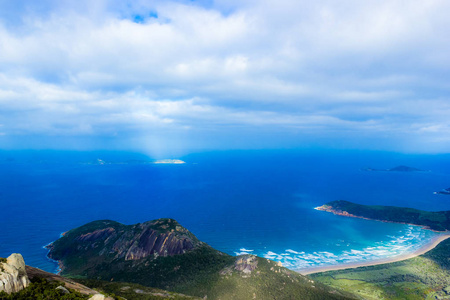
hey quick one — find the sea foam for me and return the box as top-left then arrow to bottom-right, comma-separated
243,226 -> 440,270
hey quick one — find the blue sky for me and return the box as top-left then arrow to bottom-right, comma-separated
1,0 -> 450,156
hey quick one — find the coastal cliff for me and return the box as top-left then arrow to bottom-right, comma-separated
316,200 -> 450,231
0,254 -> 30,294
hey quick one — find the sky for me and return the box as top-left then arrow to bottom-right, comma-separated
1,0 -> 450,156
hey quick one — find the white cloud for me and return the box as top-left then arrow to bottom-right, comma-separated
0,0 -> 450,152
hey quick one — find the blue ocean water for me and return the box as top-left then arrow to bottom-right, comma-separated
0,149 -> 449,273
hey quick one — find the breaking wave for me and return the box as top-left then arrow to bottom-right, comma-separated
237,226 -> 440,270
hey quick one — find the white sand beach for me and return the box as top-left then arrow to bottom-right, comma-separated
297,233 -> 450,275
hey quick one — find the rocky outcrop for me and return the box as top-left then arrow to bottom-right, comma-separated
234,255 -> 258,274
76,227 -> 117,243
315,204 -> 359,219
220,255 -> 260,277
0,253 -> 30,294
47,218 -> 203,273
113,225 -> 197,261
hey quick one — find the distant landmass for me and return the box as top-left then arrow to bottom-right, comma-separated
46,218 -> 352,300
86,158 -> 186,165
153,159 -> 186,164
434,187 -> 450,195
362,165 -> 424,172
316,200 -> 450,231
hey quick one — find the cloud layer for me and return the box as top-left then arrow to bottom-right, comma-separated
1,0 -> 450,154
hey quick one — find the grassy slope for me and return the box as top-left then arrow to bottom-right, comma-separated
311,238 -> 450,300
324,200 -> 450,231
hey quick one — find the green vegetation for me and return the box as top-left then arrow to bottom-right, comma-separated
70,245 -> 235,292
61,242 -> 353,299
311,238 -> 450,299
0,277 -> 89,300
75,280 -> 201,300
49,218 -> 353,299
69,254 -> 352,300
324,200 -> 450,231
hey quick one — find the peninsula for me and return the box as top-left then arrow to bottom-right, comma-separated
315,200 -> 450,231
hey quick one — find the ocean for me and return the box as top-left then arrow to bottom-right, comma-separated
1,149 -> 449,273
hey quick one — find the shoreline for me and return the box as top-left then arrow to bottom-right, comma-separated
43,240 -> 64,275
297,233 -> 450,275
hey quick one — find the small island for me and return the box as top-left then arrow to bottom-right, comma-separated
362,165 -> 424,172
153,159 -> 186,164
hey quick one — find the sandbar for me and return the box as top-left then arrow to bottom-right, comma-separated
297,233 -> 450,275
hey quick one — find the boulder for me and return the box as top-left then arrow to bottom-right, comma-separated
0,253 -> 30,294
56,285 -> 70,294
